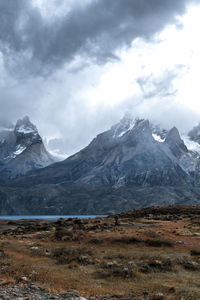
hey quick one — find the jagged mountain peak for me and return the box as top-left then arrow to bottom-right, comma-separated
133,119 -> 151,134
165,127 -> 181,143
123,118 -> 154,146
111,114 -> 136,138
16,115 -> 30,124
0,116 -> 56,180
165,126 -> 188,157
14,116 -> 42,148
113,116 -> 170,146
15,116 -> 38,135
111,114 -> 154,140
104,114 -> 194,152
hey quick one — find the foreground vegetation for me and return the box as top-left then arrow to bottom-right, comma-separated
0,206 -> 199,299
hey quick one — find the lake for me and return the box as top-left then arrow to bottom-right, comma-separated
0,215 -> 107,221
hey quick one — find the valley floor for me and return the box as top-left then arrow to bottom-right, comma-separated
0,206 -> 199,299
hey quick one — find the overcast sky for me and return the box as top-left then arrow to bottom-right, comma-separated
0,0 -> 200,156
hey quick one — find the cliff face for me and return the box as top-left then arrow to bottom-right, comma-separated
0,116 -> 55,180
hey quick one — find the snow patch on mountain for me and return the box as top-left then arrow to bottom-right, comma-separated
117,121 -> 136,137
182,135 -> 200,154
13,145 -> 26,156
17,125 -> 35,134
15,116 -> 38,136
112,113 -> 136,138
152,134 -> 165,142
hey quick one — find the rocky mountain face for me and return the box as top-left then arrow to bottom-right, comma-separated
1,115 -> 200,214
0,116 -> 55,180
9,115 -> 198,186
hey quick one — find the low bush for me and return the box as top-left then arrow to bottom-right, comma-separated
96,266 -> 136,279
89,238 -> 104,244
140,258 -> 172,273
145,238 -> 173,247
190,249 -> 200,256
52,247 -> 93,265
111,236 -> 142,244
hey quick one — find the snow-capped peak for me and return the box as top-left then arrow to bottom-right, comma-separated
112,114 -> 137,138
15,116 -> 38,135
17,124 -> 35,134
117,120 -> 136,137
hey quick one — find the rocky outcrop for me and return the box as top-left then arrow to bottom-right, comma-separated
0,284 -> 87,299
165,127 -> 188,158
0,116 -> 55,180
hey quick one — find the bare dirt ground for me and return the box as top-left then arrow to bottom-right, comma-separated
0,206 -> 199,299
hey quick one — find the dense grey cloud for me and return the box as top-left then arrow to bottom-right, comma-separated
0,0 -> 197,75
0,0 -> 200,157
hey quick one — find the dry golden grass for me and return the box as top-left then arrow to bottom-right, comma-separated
0,214 -> 199,299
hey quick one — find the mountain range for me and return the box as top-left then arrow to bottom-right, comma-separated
1,115 -> 200,214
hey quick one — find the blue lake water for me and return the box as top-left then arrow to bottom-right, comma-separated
0,215 -> 107,221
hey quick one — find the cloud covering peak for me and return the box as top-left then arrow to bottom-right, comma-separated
0,0 -> 200,156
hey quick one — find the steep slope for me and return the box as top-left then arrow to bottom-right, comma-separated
9,116 -> 192,187
0,116 -> 55,180
1,115 -> 200,214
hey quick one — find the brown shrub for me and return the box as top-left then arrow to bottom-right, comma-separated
89,238 -> 104,244
144,231 -> 161,239
140,259 -> 173,273
52,247 -> 92,265
111,266 -> 135,278
111,236 -> 142,244
96,265 -> 136,279
191,249 -> 200,256
145,238 -> 173,247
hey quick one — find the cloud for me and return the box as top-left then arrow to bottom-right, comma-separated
137,68 -> 182,99
0,0 -> 200,156
0,0 -> 198,75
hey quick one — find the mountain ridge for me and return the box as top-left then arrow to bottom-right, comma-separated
1,115 -> 200,214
